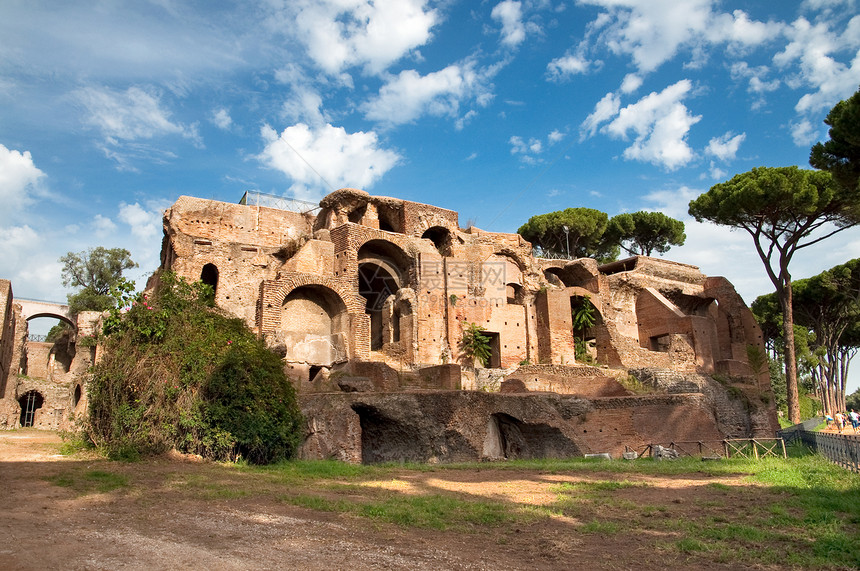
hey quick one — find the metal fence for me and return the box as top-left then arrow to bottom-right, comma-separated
625,439 -> 786,460
795,431 -> 860,473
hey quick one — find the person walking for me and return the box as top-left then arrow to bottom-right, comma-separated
848,409 -> 859,433
835,411 -> 846,434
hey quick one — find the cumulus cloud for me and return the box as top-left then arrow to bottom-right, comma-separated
508,130 -> 566,164
546,52 -> 591,80
211,108 -> 232,130
774,16 -> 860,116
706,131 -> 746,161
574,0 -> 780,75
277,0 -> 438,76
0,144 -> 47,224
587,80 -> 701,170
580,92 -> 621,139
258,123 -> 401,199
91,214 -> 118,238
791,119 -> 819,146
119,202 -> 162,241
491,0 -> 531,48
729,61 -> 780,108
362,62 -> 493,126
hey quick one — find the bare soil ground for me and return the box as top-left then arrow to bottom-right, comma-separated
0,430 -> 788,570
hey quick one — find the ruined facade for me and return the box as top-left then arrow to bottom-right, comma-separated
0,280 -> 96,430
156,189 -> 779,461
0,189 -> 779,460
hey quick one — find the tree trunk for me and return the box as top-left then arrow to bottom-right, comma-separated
781,283 -> 801,424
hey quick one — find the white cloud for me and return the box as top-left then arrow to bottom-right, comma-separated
730,61 -> 780,108
509,130 -> 565,163
75,85 -> 201,168
706,132 -> 746,161
362,62 -> 493,126
775,16 -> 860,115
581,92 -> 621,139
118,203 -> 162,241
576,1 -> 779,75
258,123 -> 401,199
791,119 -> 819,146
281,87 -> 327,125
211,108 -> 232,130
491,1 -> 528,48
620,73 -> 643,93
76,86 -> 197,142
279,0 -> 438,76
0,144 -> 46,224
546,53 -> 591,80
707,161 -> 727,180
92,214 -> 118,238
510,135 -> 542,155
597,80 -> 702,170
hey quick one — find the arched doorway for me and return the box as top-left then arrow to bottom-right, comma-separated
201,263 -> 219,300
18,390 -> 44,427
358,262 -> 400,350
357,240 -> 412,352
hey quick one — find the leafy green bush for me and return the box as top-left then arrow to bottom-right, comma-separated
461,322 -> 491,367
86,271 -> 303,464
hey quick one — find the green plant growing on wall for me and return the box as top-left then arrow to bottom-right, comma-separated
461,322 -> 491,367
572,295 -> 596,363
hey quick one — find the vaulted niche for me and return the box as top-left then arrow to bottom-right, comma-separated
200,263 -> 219,300
376,202 -> 403,233
347,203 -> 367,224
421,226 -> 452,256
358,240 -> 411,351
281,285 -> 349,365
18,390 -> 44,427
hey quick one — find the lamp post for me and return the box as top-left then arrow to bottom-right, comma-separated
562,225 -> 570,259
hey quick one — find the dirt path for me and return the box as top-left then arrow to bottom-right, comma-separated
0,430 -> 777,570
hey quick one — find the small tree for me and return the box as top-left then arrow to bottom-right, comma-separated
60,247 -> 137,314
572,295 -> 596,363
689,166 -> 860,423
605,211 -> 686,257
461,322 -> 491,367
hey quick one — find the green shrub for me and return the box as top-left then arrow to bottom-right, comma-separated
86,271 -> 303,464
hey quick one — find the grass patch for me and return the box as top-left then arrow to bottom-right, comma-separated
48,469 -> 128,494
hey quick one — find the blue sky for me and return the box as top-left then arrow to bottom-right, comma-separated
2,1 -> 860,388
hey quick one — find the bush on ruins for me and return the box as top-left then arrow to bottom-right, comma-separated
85,271 -> 303,464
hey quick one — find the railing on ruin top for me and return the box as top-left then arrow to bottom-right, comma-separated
239,190 -> 321,214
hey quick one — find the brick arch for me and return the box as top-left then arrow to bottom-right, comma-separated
259,274 -> 363,335
489,248 -> 530,273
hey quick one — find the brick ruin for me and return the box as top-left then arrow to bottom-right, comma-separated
0,188 -> 780,461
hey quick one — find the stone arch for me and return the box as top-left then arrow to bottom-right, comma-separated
18,390 -> 44,427
280,284 -> 350,365
493,248 -> 529,273
357,240 -> 413,351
